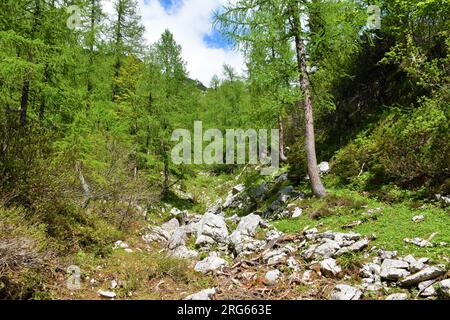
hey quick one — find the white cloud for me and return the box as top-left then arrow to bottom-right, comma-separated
102,0 -> 244,86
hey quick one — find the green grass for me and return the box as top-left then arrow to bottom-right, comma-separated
273,187 -> 450,263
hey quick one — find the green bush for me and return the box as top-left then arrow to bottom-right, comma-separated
332,98 -> 449,192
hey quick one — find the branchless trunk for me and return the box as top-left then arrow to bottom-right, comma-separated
20,0 -> 42,128
278,113 -> 287,162
112,1 -> 123,102
161,156 -> 169,197
291,1 -> 326,198
76,161 -> 91,207
86,0 -> 96,108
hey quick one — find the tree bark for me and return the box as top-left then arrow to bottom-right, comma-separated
278,113 -> 287,162
291,2 -> 326,198
161,156 -> 169,197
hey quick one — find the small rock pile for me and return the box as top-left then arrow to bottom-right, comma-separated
140,180 -> 449,301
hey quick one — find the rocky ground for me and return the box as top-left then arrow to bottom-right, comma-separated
99,168 -> 449,301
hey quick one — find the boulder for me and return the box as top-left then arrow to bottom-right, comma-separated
292,207 -> 303,218
412,215 -> 425,223
320,258 -> 342,277
167,228 -> 187,250
113,240 -> 129,250
402,254 -> 425,273
418,280 -> 437,297
252,182 -> 269,200
314,239 -> 341,259
234,213 -> 262,237
286,257 -> 301,272
404,237 -> 433,248
400,265 -> 446,287
232,184 -> 245,195
264,270 -> 281,286
377,250 -> 397,260
318,162 -> 330,175
263,249 -> 288,266
98,290 -> 116,299
301,270 -> 317,283
385,293 -> 408,300
229,231 -> 266,255
360,262 -> 381,278
380,259 -> 410,281
142,226 -> 170,243
330,284 -> 362,300
170,245 -> 198,260
184,288 -> 216,301
161,218 -> 180,233
196,212 -> 229,245
194,252 -> 228,274
335,238 -> 369,256
436,279 -> 450,299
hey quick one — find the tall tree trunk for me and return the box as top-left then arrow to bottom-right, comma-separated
39,64 -> 49,122
20,80 -> 30,127
291,2 -> 326,198
112,2 -> 123,102
161,156 -> 169,197
279,113 -> 287,162
20,0 -> 42,128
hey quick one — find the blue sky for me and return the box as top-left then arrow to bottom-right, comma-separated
100,0 -> 243,85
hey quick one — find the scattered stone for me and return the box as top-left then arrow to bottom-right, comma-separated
170,245 -> 198,260
196,212 -> 229,245
98,290 -> 116,299
225,214 -> 241,224
385,293 -> 408,300
142,226 -> 170,243
286,257 -> 301,272
320,258 -> 342,277
330,284 -> 362,300
380,259 -> 410,281
367,207 -> 383,215
404,237 -> 433,248
167,228 -> 187,250
336,238 -> 369,256
318,162 -> 330,175
252,182 -> 269,200
402,254 -> 425,273
377,249 -> 397,260
233,213 -> 262,237
266,229 -> 283,241
360,262 -> 381,278
161,218 -> 180,234
183,221 -> 201,235
412,215 -> 425,223
264,270 -> 281,286
418,280 -> 437,297
263,249 -> 288,266
110,280 -> 118,290
313,239 -> 341,259
194,252 -> 228,274
400,265 -> 446,287
113,240 -> 129,250
232,184 -> 245,195
435,194 -> 450,205
301,270 -> 317,283
342,220 -> 362,229
292,207 -> 303,218
436,279 -> 450,299
184,288 -> 216,301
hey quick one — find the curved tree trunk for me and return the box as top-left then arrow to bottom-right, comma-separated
278,113 -> 288,162
291,2 -> 326,198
